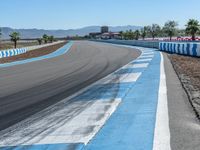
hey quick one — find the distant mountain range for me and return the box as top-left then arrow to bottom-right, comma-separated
1,25 -> 142,39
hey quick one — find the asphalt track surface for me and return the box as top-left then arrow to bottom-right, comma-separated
0,41 -> 141,131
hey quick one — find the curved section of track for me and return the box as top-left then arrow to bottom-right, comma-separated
0,41 -> 141,131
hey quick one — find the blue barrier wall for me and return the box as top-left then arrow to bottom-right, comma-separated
0,48 -> 27,58
93,39 -> 159,49
159,42 -> 200,57
93,40 -> 200,57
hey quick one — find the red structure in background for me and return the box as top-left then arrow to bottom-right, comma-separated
163,37 -> 200,42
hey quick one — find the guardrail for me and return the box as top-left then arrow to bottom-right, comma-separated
0,48 -> 27,58
159,42 -> 200,57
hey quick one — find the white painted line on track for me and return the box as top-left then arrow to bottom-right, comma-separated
141,50 -> 154,53
123,63 -> 149,69
135,58 -> 152,62
139,55 -> 154,58
121,72 -> 141,83
153,53 -> 171,150
142,52 -> 154,55
114,72 -> 141,83
103,72 -> 141,84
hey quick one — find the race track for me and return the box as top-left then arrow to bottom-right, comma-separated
0,41 -> 140,131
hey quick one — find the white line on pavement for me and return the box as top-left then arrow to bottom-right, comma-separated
135,58 -> 152,62
124,63 -> 149,69
103,72 -> 142,84
142,52 -> 154,55
153,53 -> 171,150
139,55 -> 154,58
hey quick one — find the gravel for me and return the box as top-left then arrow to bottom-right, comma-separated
169,54 -> 200,119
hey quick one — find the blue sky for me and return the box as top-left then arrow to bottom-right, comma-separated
1,0 -> 200,29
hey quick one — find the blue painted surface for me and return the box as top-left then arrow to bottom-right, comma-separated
173,44 -> 176,53
182,44 -> 185,54
0,42 -> 73,68
1,143 -> 84,150
177,43 -> 180,54
168,43 -> 170,52
170,43 -> 173,52
192,44 -> 197,56
83,50 -> 160,150
73,82 -> 134,101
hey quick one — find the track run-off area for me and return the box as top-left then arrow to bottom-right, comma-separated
0,41 -> 199,150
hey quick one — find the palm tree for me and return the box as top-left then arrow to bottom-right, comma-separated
140,26 -> 148,40
37,38 -> 43,45
49,35 -> 54,43
134,30 -> 140,40
43,34 -> 49,44
119,31 -> 123,40
122,31 -> 128,40
147,24 -> 161,40
185,19 -> 200,41
9,32 -> 20,48
127,30 -> 134,40
163,21 -> 178,40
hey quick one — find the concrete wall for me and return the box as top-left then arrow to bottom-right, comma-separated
0,48 -> 27,58
94,40 -> 200,57
159,42 -> 200,57
94,39 -> 159,49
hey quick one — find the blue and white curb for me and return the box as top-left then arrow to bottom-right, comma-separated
0,45 -> 170,150
0,41 -> 64,59
0,42 -> 73,68
159,42 -> 200,57
0,48 -> 27,58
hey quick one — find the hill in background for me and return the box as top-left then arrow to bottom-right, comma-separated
1,25 -> 142,39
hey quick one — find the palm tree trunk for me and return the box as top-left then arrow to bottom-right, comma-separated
14,41 -> 17,48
